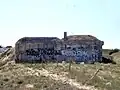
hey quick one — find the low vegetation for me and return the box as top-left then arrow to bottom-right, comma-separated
0,48 -> 120,90
109,48 -> 119,55
24,63 -> 120,90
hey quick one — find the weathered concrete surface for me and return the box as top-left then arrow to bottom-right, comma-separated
15,34 -> 104,63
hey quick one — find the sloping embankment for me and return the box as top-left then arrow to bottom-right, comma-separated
0,48 -> 15,67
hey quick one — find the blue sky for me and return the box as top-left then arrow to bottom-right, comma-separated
0,0 -> 120,49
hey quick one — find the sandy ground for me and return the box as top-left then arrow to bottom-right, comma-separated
24,66 -> 97,90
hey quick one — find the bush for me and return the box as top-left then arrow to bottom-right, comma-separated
109,48 -> 119,55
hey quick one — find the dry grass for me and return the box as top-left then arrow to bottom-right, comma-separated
0,49 -> 83,90
67,63 -> 120,90
0,48 -> 120,90
0,62 -> 82,90
24,63 -> 120,90
1,61 -> 120,90
111,52 -> 120,64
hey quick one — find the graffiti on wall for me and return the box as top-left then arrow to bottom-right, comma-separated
26,48 -> 62,56
24,48 -> 62,62
22,46 -> 102,62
